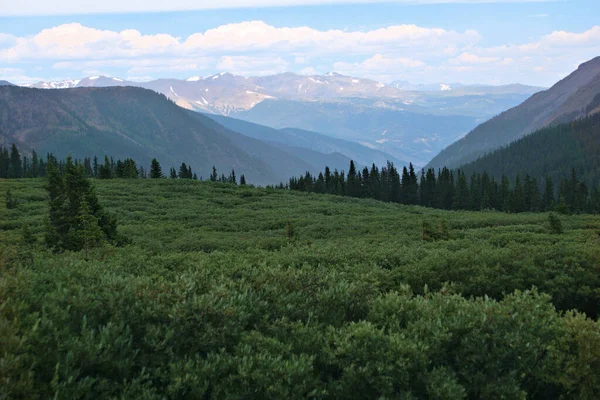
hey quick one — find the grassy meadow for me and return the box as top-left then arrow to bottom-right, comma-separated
2,178 -> 600,399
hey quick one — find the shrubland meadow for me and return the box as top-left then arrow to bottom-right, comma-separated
2,173 -> 600,399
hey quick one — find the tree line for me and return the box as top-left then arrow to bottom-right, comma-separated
286,160 -> 599,214
0,144 -> 245,184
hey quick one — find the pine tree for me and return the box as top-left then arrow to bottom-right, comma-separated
230,169 -> 236,185
347,160 -> 359,197
240,175 -> 247,185
9,144 -> 22,178
210,166 -> 218,182
543,177 -> 555,211
178,162 -> 189,179
150,158 -> 163,179
93,156 -> 99,177
99,156 -> 112,179
45,155 -> 118,252
510,175 -> 526,213
170,167 -> 177,179
74,199 -> 105,260
452,171 -> 469,210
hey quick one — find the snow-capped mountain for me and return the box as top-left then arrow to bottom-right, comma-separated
23,72 -> 543,165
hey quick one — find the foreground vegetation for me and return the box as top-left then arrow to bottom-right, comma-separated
2,178 -> 600,398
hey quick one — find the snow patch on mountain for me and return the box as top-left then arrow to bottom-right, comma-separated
186,76 -> 201,82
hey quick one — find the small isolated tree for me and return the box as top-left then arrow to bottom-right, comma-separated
45,156 -> 119,254
285,220 -> 295,242
5,189 -> 17,209
240,175 -> 247,185
150,158 -> 163,179
210,166 -> 218,182
548,213 -> 563,234
169,167 -> 177,179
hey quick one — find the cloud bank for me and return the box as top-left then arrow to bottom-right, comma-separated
1,21 -> 599,86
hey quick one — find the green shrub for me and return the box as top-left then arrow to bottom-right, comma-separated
548,212 -> 563,234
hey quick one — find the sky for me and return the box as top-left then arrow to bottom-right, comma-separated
0,0 -> 599,86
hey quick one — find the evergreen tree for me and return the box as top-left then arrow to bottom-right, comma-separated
170,167 -> 177,179
347,160 -> 359,197
543,177 -> 555,211
45,156 -> 118,251
210,166 -> 218,182
150,158 -> 163,179
240,175 -> 247,185
452,172 -> 469,210
9,144 -> 22,178
93,156 -> 99,177
74,199 -> 105,260
99,156 -> 112,179
31,150 -> 39,178
178,162 -> 189,179
510,175 -> 526,213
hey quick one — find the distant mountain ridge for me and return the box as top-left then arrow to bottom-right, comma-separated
0,85 -> 357,185
19,72 -> 542,165
428,56 -> 600,169
205,114 -> 408,168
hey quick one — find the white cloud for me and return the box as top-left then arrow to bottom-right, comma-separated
333,54 -> 426,81
0,0 -> 558,16
448,52 -> 500,64
0,21 -> 479,61
215,55 -> 289,75
2,21 -> 599,86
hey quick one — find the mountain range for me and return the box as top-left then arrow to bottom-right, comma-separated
0,85 -> 365,185
428,56 -> 600,170
23,73 -> 542,165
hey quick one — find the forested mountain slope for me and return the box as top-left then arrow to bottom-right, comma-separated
206,113 -> 407,168
428,56 -> 600,169
460,112 -> 600,188
0,86 -> 353,184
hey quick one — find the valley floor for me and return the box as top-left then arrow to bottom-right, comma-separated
2,179 -> 600,398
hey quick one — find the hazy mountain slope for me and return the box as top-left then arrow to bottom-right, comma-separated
25,73 -> 541,166
206,113 -> 408,167
185,111 -> 353,181
460,113 -> 600,188
428,56 -> 600,169
0,86 -> 336,184
231,99 -> 478,165
0,80 -> 14,86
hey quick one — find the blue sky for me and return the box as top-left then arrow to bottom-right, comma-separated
1,0 -> 599,86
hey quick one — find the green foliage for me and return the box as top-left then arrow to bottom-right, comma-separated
285,219 -> 295,242
421,218 -> 450,241
150,158 -> 163,179
5,188 -> 17,209
548,213 -> 563,234
2,178 -> 600,398
44,156 -> 119,252
21,223 -> 36,246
